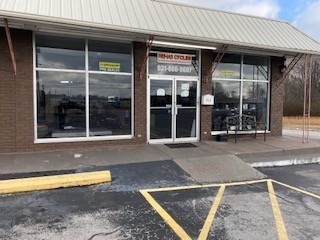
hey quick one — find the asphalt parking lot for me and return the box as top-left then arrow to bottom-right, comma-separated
0,161 -> 319,240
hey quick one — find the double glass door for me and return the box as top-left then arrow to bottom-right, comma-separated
149,77 -> 198,142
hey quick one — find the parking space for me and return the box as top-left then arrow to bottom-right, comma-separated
141,179 -> 320,240
0,162 -> 319,240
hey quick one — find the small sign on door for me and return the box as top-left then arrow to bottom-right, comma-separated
157,88 -> 165,96
181,83 -> 190,90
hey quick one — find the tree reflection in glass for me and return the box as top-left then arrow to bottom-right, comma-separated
212,81 -> 241,130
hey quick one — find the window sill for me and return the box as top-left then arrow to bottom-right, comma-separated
211,130 -> 270,136
34,135 -> 133,144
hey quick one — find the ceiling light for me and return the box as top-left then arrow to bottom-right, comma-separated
152,41 -> 217,50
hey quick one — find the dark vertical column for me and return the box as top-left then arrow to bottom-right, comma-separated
0,27 -> 16,152
133,42 -> 147,143
200,50 -> 214,141
14,30 -> 33,151
0,29 -> 33,152
270,56 -> 285,136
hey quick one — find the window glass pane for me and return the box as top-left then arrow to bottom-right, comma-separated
213,54 -> 241,79
36,35 -> 85,70
150,80 -> 172,107
243,55 -> 269,80
37,71 -> 86,138
176,81 -> 197,107
150,109 -> 172,139
89,40 -> 132,73
176,109 -> 196,138
149,48 -> 199,76
212,80 -> 241,131
89,74 -> 132,136
243,82 -> 268,129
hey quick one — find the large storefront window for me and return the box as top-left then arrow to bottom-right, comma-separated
212,54 -> 269,131
36,35 -> 132,140
212,80 -> 240,131
243,55 -> 268,80
212,54 -> 241,79
242,82 -> 268,128
89,74 -> 131,136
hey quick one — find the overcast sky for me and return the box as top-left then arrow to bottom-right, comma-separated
171,0 -> 320,41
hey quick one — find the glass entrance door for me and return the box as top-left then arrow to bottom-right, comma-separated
175,80 -> 197,139
149,78 -> 198,143
150,79 -> 173,140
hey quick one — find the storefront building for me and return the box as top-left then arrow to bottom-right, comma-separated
1,0 -> 320,152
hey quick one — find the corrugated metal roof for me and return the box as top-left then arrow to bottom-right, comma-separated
1,0 -> 320,55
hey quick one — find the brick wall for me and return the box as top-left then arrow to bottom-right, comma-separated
133,42 -> 147,143
270,56 -> 285,136
200,50 -> 214,141
0,28 -> 17,152
0,28 -> 148,152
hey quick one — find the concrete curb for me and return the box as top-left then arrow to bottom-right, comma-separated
249,158 -> 320,168
0,170 -> 111,194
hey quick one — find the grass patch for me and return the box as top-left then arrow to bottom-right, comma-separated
283,116 -> 320,130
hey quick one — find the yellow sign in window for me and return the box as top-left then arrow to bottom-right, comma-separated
99,62 -> 121,72
220,70 -> 236,75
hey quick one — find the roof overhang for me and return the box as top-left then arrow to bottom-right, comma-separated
1,11 -> 320,58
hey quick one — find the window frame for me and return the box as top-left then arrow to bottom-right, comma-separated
211,53 -> 271,134
33,33 -> 134,143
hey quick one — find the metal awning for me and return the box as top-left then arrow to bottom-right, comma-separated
0,0 -> 320,56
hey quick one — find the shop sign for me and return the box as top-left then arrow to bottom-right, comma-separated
157,52 -> 192,65
220,70 -> 236,76
99,62 -> 120,72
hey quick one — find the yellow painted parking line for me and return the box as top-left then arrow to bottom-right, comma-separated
272,180 -> 320,200
267,180 -> 288,240
198,185 -> 225,240
0,171 -> 111,194
144,179 -> 268,193
140,190 -> 192,240
141,179 -> 319,240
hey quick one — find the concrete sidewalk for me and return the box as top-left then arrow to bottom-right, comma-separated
0,136 -> 319,182
283,129 -> 320,141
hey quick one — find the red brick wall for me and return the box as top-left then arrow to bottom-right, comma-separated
270,56 -> 285,136
0,29 -> 147,152
0,28 -> 32,152
133,42 -> 147,143
200,50 -> 214,141
0,28 -> 16,152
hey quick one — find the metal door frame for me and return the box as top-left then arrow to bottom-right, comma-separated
147,75 -> 200,144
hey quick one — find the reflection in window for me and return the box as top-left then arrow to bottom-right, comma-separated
212,81 -> 241,130
37,72 -> 86,138
212,53 -> 270,132
36,35 -> 133,140
150,80 -> 173,107
89,75 -> 132,136
213,54 -> 241,79
36,35 -> 85,70
176,81 -> 197,107
150,80 -> 173,139
243,55 -> 268,80
89,40 -> 132,73
243,82 -> 268,129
